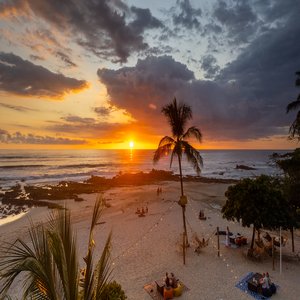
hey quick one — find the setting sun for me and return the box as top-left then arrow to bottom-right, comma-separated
129,141 -> 134,149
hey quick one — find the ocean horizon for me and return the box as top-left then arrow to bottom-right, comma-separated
0,149 -> 289,188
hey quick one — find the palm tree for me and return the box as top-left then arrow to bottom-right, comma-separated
287,71 -> 300,140
154,97 -> 203,264
0,196 -> 114,299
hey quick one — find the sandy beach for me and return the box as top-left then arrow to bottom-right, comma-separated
0,181 -> 299,299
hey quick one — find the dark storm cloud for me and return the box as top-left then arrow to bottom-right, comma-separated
212,0 -> 259,44
200,55 -> 220,79
130,6 -> 163,34
2,0 -> 163,63
172,0 -> 202,29
0,129 -> 86,144
97,6 -> 299,143
98,56 -> 195,123
0,52 -> 88,98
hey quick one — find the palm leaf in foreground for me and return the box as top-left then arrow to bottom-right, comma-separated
0,195 -> 112,299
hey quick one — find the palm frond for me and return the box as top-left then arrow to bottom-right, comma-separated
181,141 -> 203,175
183,126 -> 202,142
94,232 -> 112,298
81,195 -> 104,300
153,137 -> 175,163
0,195 -> 116,300
288,111 -> 300,140
157,136 -> 175,148
47,208 -> 79,300
0,224 -> 58,300
162,98 -> 192,138
286,100 -> 300,113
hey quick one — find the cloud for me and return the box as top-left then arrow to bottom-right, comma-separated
97,27 -> 299,141
61,115 -> 95,124
98,55 -> 195,122
212,0 -> 258,44
172,0 -> 202,30
200,55 -> 220,79
0,102 -> 38,112
0,129 -> 87,144
55,51 -> 77,68
29,54 -> 45,61
2,0 -> 164,63
94,106 -> 116,117
0,52 -> 88,98
45,113 -> 159,144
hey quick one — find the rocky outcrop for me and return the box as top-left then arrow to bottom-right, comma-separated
235,164 -> 257,170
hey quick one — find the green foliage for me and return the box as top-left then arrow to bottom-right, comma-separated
0,195 -> 115,299
101,280 -> 127,300
275,148 -> 300,224
286,71 -> 300,140
153,98 -> 203,182
222,175 -> 294,231
276,148 -> 300,180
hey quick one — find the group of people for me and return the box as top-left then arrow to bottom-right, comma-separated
156,187 -> 163,196
259,272 -> 277,297
135,206 -> 148,216
164,272 -> 178,288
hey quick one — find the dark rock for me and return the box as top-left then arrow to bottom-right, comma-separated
235,164 -> 256,170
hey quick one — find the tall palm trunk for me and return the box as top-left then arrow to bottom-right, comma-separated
178,154 -> 188,265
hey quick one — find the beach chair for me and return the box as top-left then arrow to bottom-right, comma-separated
155,281 -> 164,296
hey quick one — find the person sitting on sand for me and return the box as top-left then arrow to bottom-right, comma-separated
170,273 -> 178,288
266,272 -> 276,294
260,273 -> 272,297
141,207 -> 145,215
136,208 -> 140,214
164,272 -> 170,287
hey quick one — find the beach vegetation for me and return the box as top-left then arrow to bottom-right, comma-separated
222,175 -> 295,252
153,97 -> 203,264
287,71 -> 300,140
0,196 -> 126,299
274,148 -> 300,251
101,280 -> 127,300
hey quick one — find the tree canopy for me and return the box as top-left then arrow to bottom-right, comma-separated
222,175 -> 297,250
274,148 -> 300,223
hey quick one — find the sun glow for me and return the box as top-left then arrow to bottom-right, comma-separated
129,141 -> 134,149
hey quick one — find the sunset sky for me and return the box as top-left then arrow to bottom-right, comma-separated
0,0 -> 299,150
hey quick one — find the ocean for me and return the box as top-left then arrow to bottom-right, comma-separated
0,149 -> 287,188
